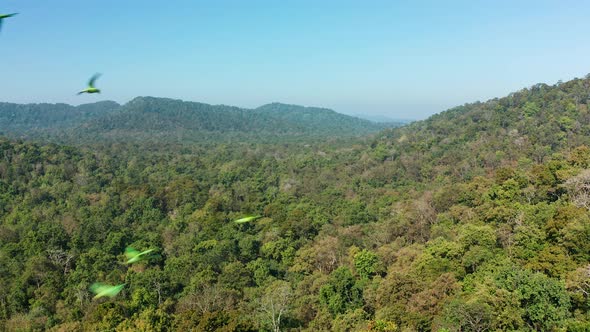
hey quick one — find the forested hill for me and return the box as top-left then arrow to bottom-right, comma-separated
0,97 -> 393,143
78,97 -> 390,142
368,76 -> 590,184
2,77 -> 590,331
252,102 -> 399,132
0,101 -> 120,133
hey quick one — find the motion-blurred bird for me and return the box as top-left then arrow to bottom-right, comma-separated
77,73 -> 102,95
125,247 -> 155,264
89,283 -> 125,299
0,13 -> 18,32
234,215 -> 262,224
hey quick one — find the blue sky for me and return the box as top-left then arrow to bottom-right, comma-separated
1,0 -> 590,119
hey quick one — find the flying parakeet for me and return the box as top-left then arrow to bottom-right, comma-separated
77,73 -> 102,95
89,283 -> 125,299
234,215 -> 262,224
125,247 -> 155,264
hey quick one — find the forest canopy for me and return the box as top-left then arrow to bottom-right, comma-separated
2,76 -> 590,331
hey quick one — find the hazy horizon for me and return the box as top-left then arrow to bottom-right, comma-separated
2,1 -> 590,120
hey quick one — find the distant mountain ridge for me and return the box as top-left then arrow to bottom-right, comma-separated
350,113 -> 413,124
0,97 -> 396,143
0,100 -> 120,131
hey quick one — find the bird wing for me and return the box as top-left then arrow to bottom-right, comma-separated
234,215 -> 262,223
105,284 -> 125,297
90,283 -> 125,298
88,73 -> 101,88
138,249 -> 155,257
125,247 -> 140,260
90,283 -> 111,295
0,14 -> 18,32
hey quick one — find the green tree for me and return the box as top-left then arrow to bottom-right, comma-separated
319,267 -> 363,316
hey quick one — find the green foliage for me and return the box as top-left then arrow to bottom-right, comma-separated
319,267 -> 364,316
3,76 -> 590,329
331,308 -> 369,331
354,249 -> 379,279
367,319 -> 398,331
457,261 -> 571,330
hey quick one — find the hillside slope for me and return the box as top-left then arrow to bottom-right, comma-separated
366,77 -> 590,185
1,77 -> 590,331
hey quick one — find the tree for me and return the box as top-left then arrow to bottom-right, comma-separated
566,169 -> 590,210
319,267 -> 363,316
354,249 -> 379,279
258,280 -> 292,332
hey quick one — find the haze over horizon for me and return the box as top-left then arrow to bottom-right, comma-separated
2,0 -> 590,120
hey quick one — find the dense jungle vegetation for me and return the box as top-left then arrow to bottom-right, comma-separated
2,76 -> 590,331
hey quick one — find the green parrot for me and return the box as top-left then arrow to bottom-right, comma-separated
234,215 -> 262,224
89,283 -> 125,299
125,247 -> 155,264
0,13 -> 17,32
77,73 -> 102,95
